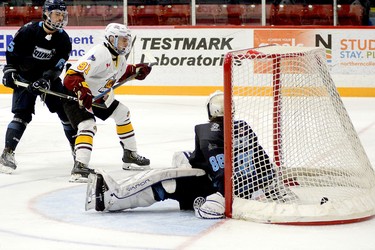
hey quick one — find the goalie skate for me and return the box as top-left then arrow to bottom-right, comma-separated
86,173 -> 109,211
86,169 -> 125,211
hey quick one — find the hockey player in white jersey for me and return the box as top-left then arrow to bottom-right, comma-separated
63,23 -> 152,183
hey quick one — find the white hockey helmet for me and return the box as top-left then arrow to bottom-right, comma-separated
206,90 -> 224,121
104,23 -> 132,55
42,0 -> 68,30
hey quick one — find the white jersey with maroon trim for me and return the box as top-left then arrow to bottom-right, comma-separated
69,43 -> 127,96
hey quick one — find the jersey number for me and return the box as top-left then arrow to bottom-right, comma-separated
210,154 -> 224,172
77,62 -> 91,75
7,42 -> 15,52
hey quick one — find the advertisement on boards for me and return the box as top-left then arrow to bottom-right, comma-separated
0,27 -> 251,87
0,26 -> 374,91
254,29 -> 375,75
128,28 -> 252,86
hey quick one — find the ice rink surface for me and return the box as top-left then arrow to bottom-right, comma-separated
0,94 -> 374,250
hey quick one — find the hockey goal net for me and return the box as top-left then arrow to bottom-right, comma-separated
223,46 -> 375,224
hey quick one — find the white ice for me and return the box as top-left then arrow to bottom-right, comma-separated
0,94 -> 374,250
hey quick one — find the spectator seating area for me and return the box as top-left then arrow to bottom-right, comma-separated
0,3 -> 368,26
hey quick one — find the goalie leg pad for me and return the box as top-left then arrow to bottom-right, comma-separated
86,168 -> 205,211
87,168 -> 206,212
86,169 -> 120,211
161,179 -> 176,193
172,151 -> 192,168
115,167 -> 206,198
85,170 -> 157,211
86,173 -> 99,211
108,186 -> 156,211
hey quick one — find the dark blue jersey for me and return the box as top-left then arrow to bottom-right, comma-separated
189,119 -> 225,194
6,21 -> 71,82
233,120 -> 275,198
188,119 -> 275,197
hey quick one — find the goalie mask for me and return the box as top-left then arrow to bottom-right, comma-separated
42,0 -> 68,31
104,23 -> 132,56
207,90 -> 224,121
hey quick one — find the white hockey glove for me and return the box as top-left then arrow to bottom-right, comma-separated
193,192 -> 225,219
172,151 -> 193,168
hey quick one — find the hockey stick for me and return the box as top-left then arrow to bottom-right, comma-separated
93,61 -> 157,101
14,80 -> 107,109
14,58 -> 157,107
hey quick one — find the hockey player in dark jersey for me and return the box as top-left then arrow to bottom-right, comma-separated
0,0 -> 76,174
84,90 -> 280,219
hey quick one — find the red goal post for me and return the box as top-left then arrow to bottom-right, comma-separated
223,46 -> 375,224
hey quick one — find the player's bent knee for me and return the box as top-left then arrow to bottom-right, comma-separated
172,151 -> 193,168
161,179 -> 176,193
14,113 -> 32,124
78,119 -> 97,135
111,102 -> 130,122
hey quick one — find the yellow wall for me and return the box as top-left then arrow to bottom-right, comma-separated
1,85 -> 374,97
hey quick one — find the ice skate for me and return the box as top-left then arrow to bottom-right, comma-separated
0,148 -> 17,174
70,143 -> 76,161
122,149 -> 150,171
69,161 -> 95,183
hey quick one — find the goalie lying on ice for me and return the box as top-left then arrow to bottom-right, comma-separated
85,90 -> 289,219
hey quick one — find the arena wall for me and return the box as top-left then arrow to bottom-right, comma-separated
1,26 -> 374,96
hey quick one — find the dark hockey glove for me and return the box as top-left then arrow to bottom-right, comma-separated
134,63 -> 152,80
2,65 -> 18,89
73,82 -> 92,109
27,78 -> 50,95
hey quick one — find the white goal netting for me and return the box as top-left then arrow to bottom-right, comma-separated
224,46 -> 375,224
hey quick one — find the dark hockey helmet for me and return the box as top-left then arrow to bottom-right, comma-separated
42,0 -> 68,30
